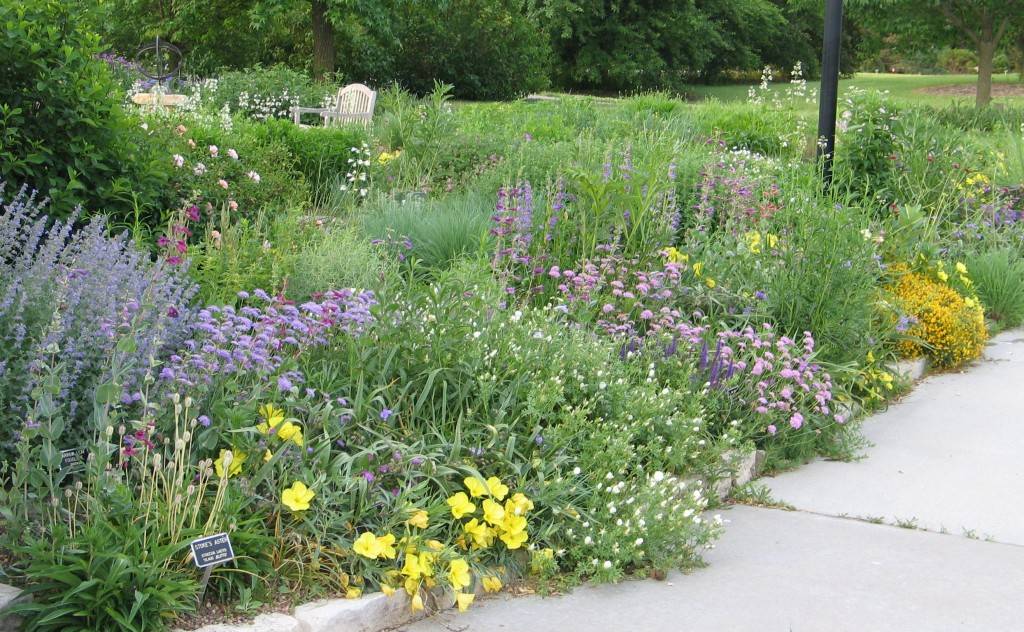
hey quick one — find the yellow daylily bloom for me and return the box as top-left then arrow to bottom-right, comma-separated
448,558 -> 472,590
455,592 -> 475,612
464,476 -> 487,498
214,449 -> 245,478
447,492 -> 476,518
281,481 -> 315,512
482,576 -> 502,593
463,518 -> 493,548
407,509 -> 429,529
482,498 -> 505,526
508,493 -> 534,515
485,476 -> 509,500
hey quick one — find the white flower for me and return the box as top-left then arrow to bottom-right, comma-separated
634,538 -> 643,546
572,467 -> 581,476
584,536 -> 593,545
193,163 -> 207,176
227,148 -> 239,160
172,154 -> 184,168
247,171 -> 261,183
209,145 -> 219,157
602,561 -> 612,569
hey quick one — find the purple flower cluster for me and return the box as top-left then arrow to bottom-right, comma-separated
0,184 -> 195,446
695,151 -> 781,230
162,288 -> 376,388
491,182 -> 535,265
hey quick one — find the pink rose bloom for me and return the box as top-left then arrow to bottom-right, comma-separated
217,179 -> 229,189
175,125 -> 187,136
187,139 -> 196,149
209,145 -> 219,157
227,148 -> 239,160
228,200 -> 238,211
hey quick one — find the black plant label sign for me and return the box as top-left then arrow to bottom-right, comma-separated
59,448 -> 86,471
190,532 -> 236,569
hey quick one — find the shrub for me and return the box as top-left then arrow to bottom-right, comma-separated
967,249 -> 1024,328
286,227 -> 395,301
834,90 -> 902,208
889,266 -> 987,369
0,186 -> 196,451
192,66 -> 336,121
0,0 -> 157,218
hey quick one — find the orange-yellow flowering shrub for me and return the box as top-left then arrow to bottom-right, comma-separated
889,267 -> 987,369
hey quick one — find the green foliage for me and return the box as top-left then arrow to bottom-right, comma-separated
194,66 -> 336,121
967,248 -> 1024,327
0,0 -> 158,217
286,226 -> 396,300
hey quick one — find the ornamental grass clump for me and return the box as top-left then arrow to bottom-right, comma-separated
889,265 -> 987,369
0,184 -> 195,450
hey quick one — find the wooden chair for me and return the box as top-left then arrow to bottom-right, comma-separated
291,83 -> 376,127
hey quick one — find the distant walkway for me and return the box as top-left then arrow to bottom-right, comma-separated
402,330 -> 1024,632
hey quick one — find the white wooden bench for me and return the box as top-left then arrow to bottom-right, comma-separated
291,83 -> 377,127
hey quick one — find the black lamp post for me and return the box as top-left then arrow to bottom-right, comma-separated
817,0 -> 844,189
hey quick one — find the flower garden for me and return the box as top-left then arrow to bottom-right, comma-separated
6,4 -> 1024,630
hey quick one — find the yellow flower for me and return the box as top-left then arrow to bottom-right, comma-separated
353,532 -> 381,558
418,552 -> 435,577
464,476 -> 487,498
448,558 -> 472,590
426,539 -> 444,551
455,592 -> 475,612
508,492 -> 534,515
744,231 -> 762,254
956,262 -> 967,274
377,533 -> 397,559
937,270 -> 949,282
765,233 -> 779,249
463,518 -> 493,548
256,404 -> 285,434
663,247 -> 688,263
276,421 -> 304,446
499,528 -> 528,550
281,481 -> 315,512
407,509 -> 429,529
705,278 -> 716,289
482,576 -> 502,593
402,553 -> 423,578
410,591 -> 424,612
693,262 -> 704,277
214,449 -> 245,478
381,584 -> 396,597
345,587 -> 362,599
485,476 -> 509,500
482,499 -> 505,526
447,492 -> 476,518
263,449 -> 273,463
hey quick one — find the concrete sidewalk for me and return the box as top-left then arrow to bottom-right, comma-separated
402,331 -> 1024,632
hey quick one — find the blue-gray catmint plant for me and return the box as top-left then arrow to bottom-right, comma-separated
0,183 -> 197,451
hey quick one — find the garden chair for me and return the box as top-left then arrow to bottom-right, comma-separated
291,83 -> 377,127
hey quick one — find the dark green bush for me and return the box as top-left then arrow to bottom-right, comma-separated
0,0 -> 160,218
391,0 -> 551,100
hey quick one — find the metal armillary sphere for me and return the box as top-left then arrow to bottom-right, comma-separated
134,36 -> 183,85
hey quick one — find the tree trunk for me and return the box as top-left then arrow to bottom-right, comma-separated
311,0 -> 335,79
976,12 -> 995,108
1016,34 -> 1024,83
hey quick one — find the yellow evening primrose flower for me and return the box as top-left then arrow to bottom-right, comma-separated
456,592 -> 475,612
276,421 -> 304,446
509,492 -> 534,515
407,509 -> 429,529
418,552 -> 435,577
381,584 -> 396,597
426,539 -> 445,551
345,587 -> 362,599
214,449 -> 245,478
256,404 -> 285,434
353,532 -> 382,559
482,498 -> 506,526
447,492 -> 476,518
485,476 -> 509,500
410,591 -> 424,612
263,449 -> 273,463
693,262 -> 704,277
402,553 -> 423,579
463,518 -> 492,548
482,576 -> 502,593
705,278 -> 716,289
448,558 -> 472,590
464,476 -> 487,498
744,231 -> 762,254
500,528 -> 528,550
281,481 -> 315,512
377,533 -> 397,560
